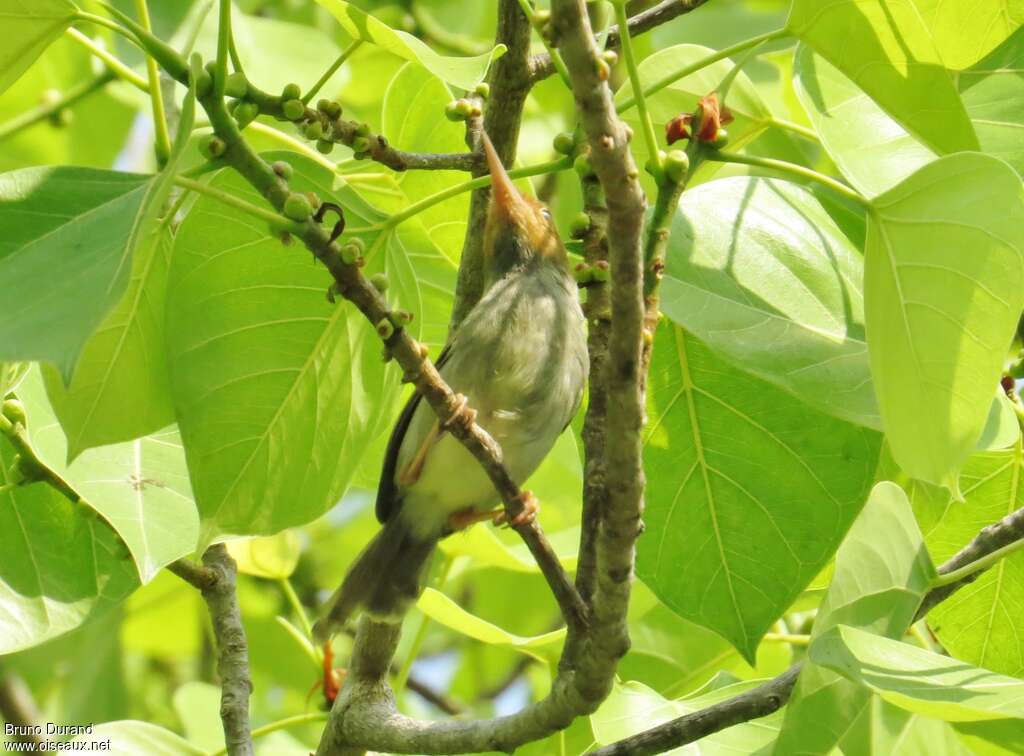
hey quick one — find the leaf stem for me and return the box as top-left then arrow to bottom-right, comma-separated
762,632 -> 810,646
613,0 -> 660,168
767,117 -> 819,143
73,11 -> 141,43
931,538 -> 1024,587
133,0 -> 172,164
215,0 -> 232,96
208,713 -> 328,756
619,28 -> 788,112
64,28 -> 149,92
278,578 -> 313,639
382,156 -> 573,230
172,176 -> 299,229
302,40 -> 363,105
705,151 -> 870,208
0,71 -> 114,142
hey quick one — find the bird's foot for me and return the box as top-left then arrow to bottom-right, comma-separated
442,393 -> 477,433
493,491 -> 540,528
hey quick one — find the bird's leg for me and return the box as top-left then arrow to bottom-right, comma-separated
493,490 -> 540,528
447,506 -> 498,532
441,393 -> 477,433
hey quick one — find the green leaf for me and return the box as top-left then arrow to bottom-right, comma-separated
960,28 -> 1024,177
795,40 -> 1024,197
167,154 -> 398,543
39,89 -> 196,455
416,587 -> 565,663
439,521 -> 578,572
71,720 -> 203,755
911,0 -> 1024,69
639,323 -> 881,662
0,435 -> 138,653
314,0 -> 503,89
0,167 -> 151,380
793,45 -> 937,198
591,678 -> 784,754
885,440 -> 1024,676
614,44 -> 771,191
172,682 -> 224,753
226,531 -> 301,580
774,482 -> 936,755
813,624 -> 1024,722
0,0 -> 77,95
842,697 -> 972,756
864,153 -> 1024,492
14,367 -> 198,583
663,176 -> 877,428
787,0 -> 978,155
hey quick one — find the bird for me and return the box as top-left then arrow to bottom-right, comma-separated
312,132 -> 589,641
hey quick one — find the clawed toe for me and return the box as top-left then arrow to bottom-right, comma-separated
442,393 -> 477,432
494,491 -> 540,528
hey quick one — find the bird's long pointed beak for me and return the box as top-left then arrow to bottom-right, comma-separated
482,132 -> 526,221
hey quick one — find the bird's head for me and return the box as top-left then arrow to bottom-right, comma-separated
482,133 -> 567,281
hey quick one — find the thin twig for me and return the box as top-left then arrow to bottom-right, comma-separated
531,0 -> 712,81
0,669 -> 44,746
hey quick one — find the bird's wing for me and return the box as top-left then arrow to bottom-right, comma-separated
375,344 -> 453,523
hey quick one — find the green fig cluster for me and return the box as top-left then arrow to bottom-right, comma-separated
317,99 -> 343,120
284,193 -> 313,221
444,98 -> 481,122
199,135 -> 226,160
553,132 -> 576,156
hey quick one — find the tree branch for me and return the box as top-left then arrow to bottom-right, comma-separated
531,0 -> 712,82
0,668 -> 44,746
200,545 -> 254,756
448,0 -> 536,332
591,503 -> 1024,755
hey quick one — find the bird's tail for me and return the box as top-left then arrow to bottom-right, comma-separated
312,516 -> 437,643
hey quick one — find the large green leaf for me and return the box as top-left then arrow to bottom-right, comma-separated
793,46 -> 937,198
15,367 -> 198,583
813,624 -> 1024,722
663,176 -> 877,428
0,167 -> 151,380
787,0 -> 978,155
591,678 -> 784,755
886,441 -> 1024,677
794,41 -> 1024,198
960,28 -> 1024,177
911,0 -> 1024,69
864,153 -> 1024,493
71,721 -> 203,755
41,89 -> 195,454
0,0 -> 76,95
0,428 -> 138,654
639,323 -> 880,662
314,0 -> 503,89
168,154 -> 399,543
843,697 -> 972,755
774,482 -> 936,755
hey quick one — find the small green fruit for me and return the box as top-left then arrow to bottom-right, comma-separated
370,273 -> 389,292
282,99 -> 305,121
532,9 -> 551,27
474,82 -> 490,99
602,50 -> 618,66
573,153 -> 594,178
304,120 -> 324,140
305,192 -> 321,212
444,101 -> 462,121
553,132 -> 575,155
283,193 -> 313,221
573,263 -> 594,284
664,149 -> 690,183
235,102 -> 259,130
324,100 -> 343,120
272,161 -> 293,180
592,260 -> 610,282
2,398 -> 27,426
346,237 -> 366,254
454,99 -> 475,118
594,58 -> 610,82
281,83 -> 302,100
317,99 -> 332,114
199,135 -> 226,160
712,128 -> 729,148
355,122 -> 371,137
224,72 -> 249,99
340,242 -> 362,264
569,212 -> 591,239
316,139 -> 334,155
391,310 -> 413,326
352,136 -> 371,155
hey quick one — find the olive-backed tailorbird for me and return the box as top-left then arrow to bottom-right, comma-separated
312,134 -> 589,641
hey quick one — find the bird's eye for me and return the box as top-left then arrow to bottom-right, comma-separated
540,207 -> 552,222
